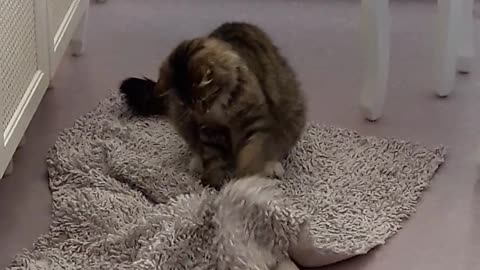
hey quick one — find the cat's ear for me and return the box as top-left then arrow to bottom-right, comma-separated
199,68 -> 213,87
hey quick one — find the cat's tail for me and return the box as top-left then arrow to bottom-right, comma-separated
119,77 -> 169,116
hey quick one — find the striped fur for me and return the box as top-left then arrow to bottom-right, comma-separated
121,22 -> 306,188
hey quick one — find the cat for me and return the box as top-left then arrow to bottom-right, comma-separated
120,22 -> 306,188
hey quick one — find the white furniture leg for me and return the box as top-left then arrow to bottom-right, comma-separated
435,0 -> 463,97
4,160 -> 14,177
457,0 -> 475,74
359,0 -> 390,121
18,135 -> 26,148
71,7 -> 89,57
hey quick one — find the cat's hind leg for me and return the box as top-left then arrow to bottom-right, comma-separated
236,133 -> 286,178
235,133 -> 269,178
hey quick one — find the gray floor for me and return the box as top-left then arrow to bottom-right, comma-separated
1,0 -> 479,269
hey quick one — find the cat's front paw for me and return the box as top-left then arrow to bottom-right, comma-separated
263,161 -> 285,178
201,170 -> 226,190
188,155 -> 203,173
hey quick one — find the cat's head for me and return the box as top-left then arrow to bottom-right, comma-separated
154,37 -> 241,113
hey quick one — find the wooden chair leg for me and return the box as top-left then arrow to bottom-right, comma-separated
359,0 -> 390,121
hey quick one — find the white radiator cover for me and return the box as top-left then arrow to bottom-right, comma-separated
0,0 -> 39,133
0,0 -> 88,178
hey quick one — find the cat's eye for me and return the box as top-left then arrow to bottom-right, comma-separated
198,79 -> 212,88
198,69 -> 213,87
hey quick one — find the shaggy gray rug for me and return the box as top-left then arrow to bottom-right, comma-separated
8,94 -> 445,269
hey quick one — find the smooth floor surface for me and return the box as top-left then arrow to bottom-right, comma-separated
1,0 -> 479,269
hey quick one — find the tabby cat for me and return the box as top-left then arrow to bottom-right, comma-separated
120,22 -> 306,188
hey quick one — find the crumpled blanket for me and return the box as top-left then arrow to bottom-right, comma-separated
8,94 -> 445,269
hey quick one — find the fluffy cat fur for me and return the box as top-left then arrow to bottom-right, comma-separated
120,22 -> 306,188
